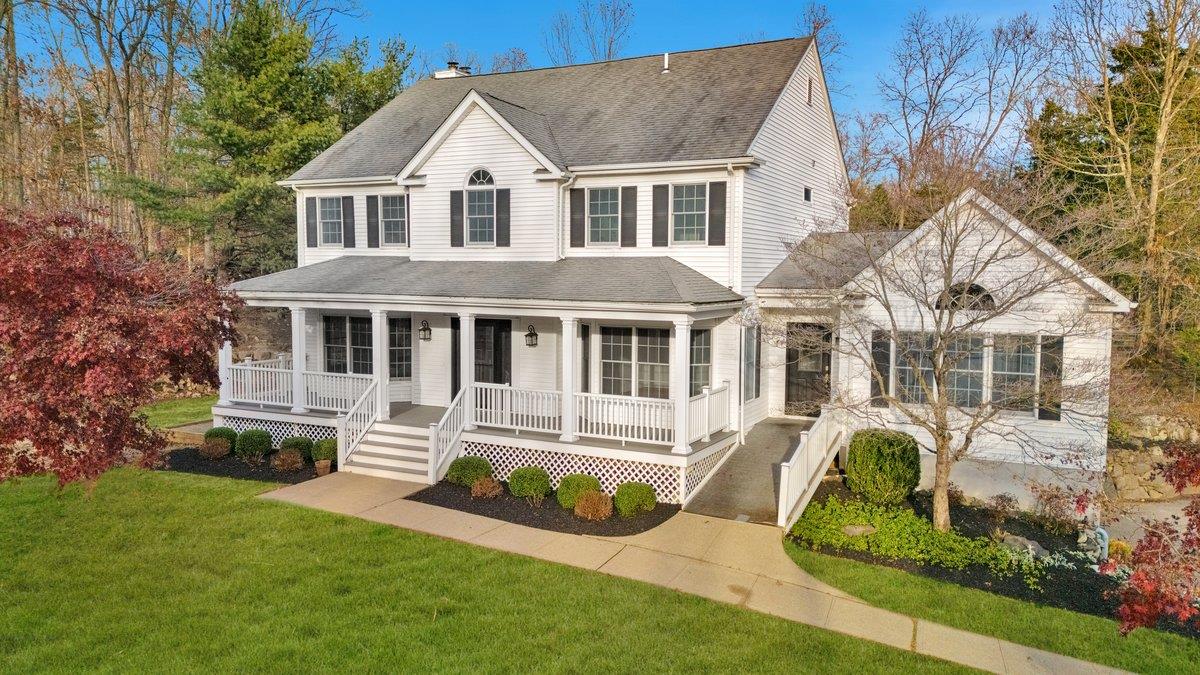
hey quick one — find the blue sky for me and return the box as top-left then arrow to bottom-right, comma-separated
338,0 -> 1055,117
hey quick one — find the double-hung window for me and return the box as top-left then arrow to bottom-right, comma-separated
895,333 -> 934,404
888,332 -> 1047,414
587,187 -> 620,245
388,317 -> 412,378
323,316 -> 372,375
466,169 -> 496,245
743,327 -> 761,400
381,195 -> 406,245
992,335 -> 1037,411
946,336 -> 985,407
599,327 -> 672,399
319,197 -> 343,246
690,329 -> 712,396
672,183 -> 707,242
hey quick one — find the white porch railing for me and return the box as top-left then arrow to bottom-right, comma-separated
686,381 -> 731,443
576,392 -> 674,445
227,362 -> 291,407
777,407 -> 847,529
429,387 -> 468,483
304,371 -> 373,411
337,380 -> 378,467
473,383 -> 563,434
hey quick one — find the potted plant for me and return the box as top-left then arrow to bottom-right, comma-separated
312,439 -> 337,476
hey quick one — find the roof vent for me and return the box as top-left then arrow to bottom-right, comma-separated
433,61 -> 470,79
661,52 -> 670,74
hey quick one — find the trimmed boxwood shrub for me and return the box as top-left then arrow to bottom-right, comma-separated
508,466 -> 551,502
279,436 -> 315,461
447,456 -> 493,486
204,426 -> 238,448
614,482 -> 657,518
574,489 -> 613,521
311,438 -> 338,462
845,429 -> 920,506
234,429 -> 272,460
555,473 -> 601,509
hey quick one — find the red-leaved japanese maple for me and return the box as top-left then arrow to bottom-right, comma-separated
1111,440 -> 1200,634
0,212 -> 237,485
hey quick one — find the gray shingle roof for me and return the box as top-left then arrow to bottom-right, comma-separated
758,230 -> 912,290
288,38 -> 813,181
231,256 -> 743,305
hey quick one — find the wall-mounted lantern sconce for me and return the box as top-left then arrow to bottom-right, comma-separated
418,320 -> 432,341
524,324 -> 538,347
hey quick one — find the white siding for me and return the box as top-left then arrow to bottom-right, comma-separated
563,169 -> 738,288
742,44 -> 848,292
411,106 -> 558,261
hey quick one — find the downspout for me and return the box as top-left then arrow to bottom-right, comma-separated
558,172 -> 577,259
726,161 -> 736,293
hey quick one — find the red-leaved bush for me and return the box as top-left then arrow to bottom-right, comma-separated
1112,440 -> 1200,634
0,212 -> 238,485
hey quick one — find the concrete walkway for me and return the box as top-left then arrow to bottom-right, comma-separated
686,418 -> 814,523
263,473 -> 1124,675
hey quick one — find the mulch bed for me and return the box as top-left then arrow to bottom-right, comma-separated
160,446 -> 317,485
407,480 -> 678,536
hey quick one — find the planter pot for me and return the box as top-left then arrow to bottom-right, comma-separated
315,459 -> 332,477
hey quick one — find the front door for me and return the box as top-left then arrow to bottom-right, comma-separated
474,319 -> 512,385
786,323 -> 831,416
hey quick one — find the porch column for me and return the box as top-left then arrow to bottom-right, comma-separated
371,309 -> 389,421
216,340 -> 233,406
459,312 -> 476,430
559,317 -> 578,442
671,318 -> 693,455
289,307 -> 308,413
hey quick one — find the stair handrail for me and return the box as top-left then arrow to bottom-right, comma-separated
428,386 -> 467,484
336,380 -> 379,468
776,406 -> 847,529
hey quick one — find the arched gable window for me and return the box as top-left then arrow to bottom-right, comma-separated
466,169 -> 496,244
936,283 -> 995,311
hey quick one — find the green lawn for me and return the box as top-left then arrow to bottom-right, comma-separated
785,541 -> 1199,674
139,395 -> 217,429
0,470 -> 968,673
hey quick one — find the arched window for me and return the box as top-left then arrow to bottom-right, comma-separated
466,169 -> 496,244
936,283 -> 995,311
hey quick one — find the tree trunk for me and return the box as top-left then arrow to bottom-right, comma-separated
931,433 -> 954,532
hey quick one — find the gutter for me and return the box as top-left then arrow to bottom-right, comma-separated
276,175 -> 398,188
567,156 -> 758,176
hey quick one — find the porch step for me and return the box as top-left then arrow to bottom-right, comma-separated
363,431 -> 429,449
358,439 -> 428,460
351,450 -> 428,472
372,421 -> 431,437
341,460 -> 427,482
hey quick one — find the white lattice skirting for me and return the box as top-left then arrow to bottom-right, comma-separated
460,437 -> 739,504
217,415 -> 338,447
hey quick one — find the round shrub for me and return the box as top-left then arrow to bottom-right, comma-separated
447,456 -> 493,486
574,489 -> 613,521
311,438 -> 338,462
279,436 -> 315,461
614,482 -> 657,518
508,466 -> 551,503
204,426 -> 238,448
234,429 -> 272,461
198,437 -> 230,460
555,473 -> 601,509
271,450 -> 304,472
845,429 -> 920,506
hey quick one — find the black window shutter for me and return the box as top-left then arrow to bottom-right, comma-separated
871,330 -> 890,407
341,196 -> 355,248
495,188 -> 510,247
366,195 -> 379,248
1038,336 -> 1064,421
569,188 -> 585,247
450,190 -> 464,247
652,184 -> 669,246
405,193 -> 412,244
305,197 -> 317,247
580,323 -> 590,393
620,186 -> 637,247
708,181 -> 726,245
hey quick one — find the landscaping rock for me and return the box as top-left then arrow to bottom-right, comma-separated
842,524 -> 877,537
1001,533 -> 1048,558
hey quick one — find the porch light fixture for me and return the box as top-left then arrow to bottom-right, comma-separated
418,320 -> 432,341
524,324 -> 538,347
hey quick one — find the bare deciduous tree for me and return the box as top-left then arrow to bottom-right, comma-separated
489,47 -> 531,74
543,11 -> 575,66
796,3 -> 845,93
760,183 -> 1118,531
542,0 -> 633,66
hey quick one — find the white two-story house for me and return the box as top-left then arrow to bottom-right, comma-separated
215,38 -> 1129,516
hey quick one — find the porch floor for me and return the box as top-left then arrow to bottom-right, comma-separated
467,426 -> 739,458
386,402 -> 449,428
685,417 -> 814,524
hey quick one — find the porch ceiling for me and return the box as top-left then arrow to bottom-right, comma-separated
229,256 -> 743,306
